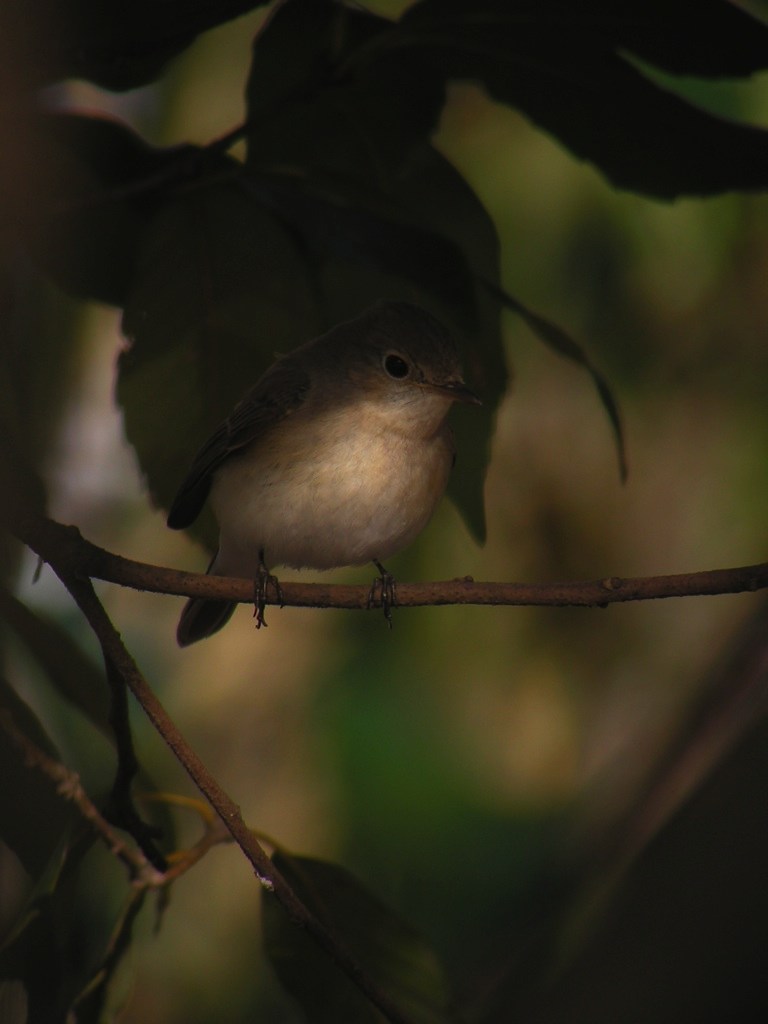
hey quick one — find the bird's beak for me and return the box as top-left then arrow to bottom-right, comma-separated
429,379 -> 482,405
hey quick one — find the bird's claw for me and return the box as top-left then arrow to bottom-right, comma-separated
368,560 -> 397,628
253,557 -> 283,629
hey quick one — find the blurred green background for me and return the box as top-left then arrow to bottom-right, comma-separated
4,3 -> 768,1021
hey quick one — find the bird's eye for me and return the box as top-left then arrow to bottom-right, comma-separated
383,353 -> 410,379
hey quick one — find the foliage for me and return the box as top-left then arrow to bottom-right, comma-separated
1,1 -> 768,1022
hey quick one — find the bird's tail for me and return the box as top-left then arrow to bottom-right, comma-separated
176,596 -> 235,646
176,550 -> 235,646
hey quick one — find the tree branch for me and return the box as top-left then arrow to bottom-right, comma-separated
10,512 -> 768,612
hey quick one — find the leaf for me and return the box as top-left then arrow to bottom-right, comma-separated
0,590 -> 112,738
245,172 -> 479,329
0,831 -> 100,1024
119,178 -> 321,534
483,281 -> 627,481
0,596 -> 177,861
397,0 -> 768,198
263,852 -> 459,1024
246,0 -> 444,189
401,0 -> 768,78
246,0 -> 387,116
21,113 -> 205,306
11,1 -> 272,91
0,677 -> 74,881
594,0 -> 768,77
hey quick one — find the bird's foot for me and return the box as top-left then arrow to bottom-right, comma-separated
253,554 -> 283,629
367,560 -> 397,629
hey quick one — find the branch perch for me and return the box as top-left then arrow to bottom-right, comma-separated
10,512 -> 768,612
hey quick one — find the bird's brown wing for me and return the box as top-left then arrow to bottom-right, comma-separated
167,356 -> 311,529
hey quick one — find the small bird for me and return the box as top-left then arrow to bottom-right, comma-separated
167,300 -> 480,645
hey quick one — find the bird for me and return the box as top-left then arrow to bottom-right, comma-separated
167,300 -> 480,645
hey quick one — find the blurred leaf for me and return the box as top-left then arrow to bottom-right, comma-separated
22,113 -> 206,306
485,282 -> 627,481
397,0 -> 768,198
0,589 -> 111,738
602,0 -> 768,77
0,832 -> 100,1024
0,594 -> 177,861
247,0 -> 442,187
10,0 -> 271,92
0,677 -> 74,881
245,172 -> 478,331
264,852 -> 458,1024
246,0 -> 387,116
401,0 -> 768,79
119,178 -> 321,531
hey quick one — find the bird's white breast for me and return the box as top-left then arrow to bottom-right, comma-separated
209,396 -> 454,575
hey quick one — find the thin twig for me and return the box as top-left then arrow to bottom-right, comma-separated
102,655 -> 166,870
1,706 -> 233,888
0,707 -> 161,886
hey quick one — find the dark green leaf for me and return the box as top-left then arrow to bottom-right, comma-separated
247,0 -> 443,189
0,833 -> 100,1024
484,282 -> 627,482
592,0 -> 768,77
397,0 -> 768,198
264,852 -> 458,1024
22,113 -> 206,306
401,0 -> 768,78
246,0 -> 387,116
10,1 -> 271,91
0,598 -> 177,859
0,590 -> 111,738
245,172 -> 478,328
0,677 -> 74,880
